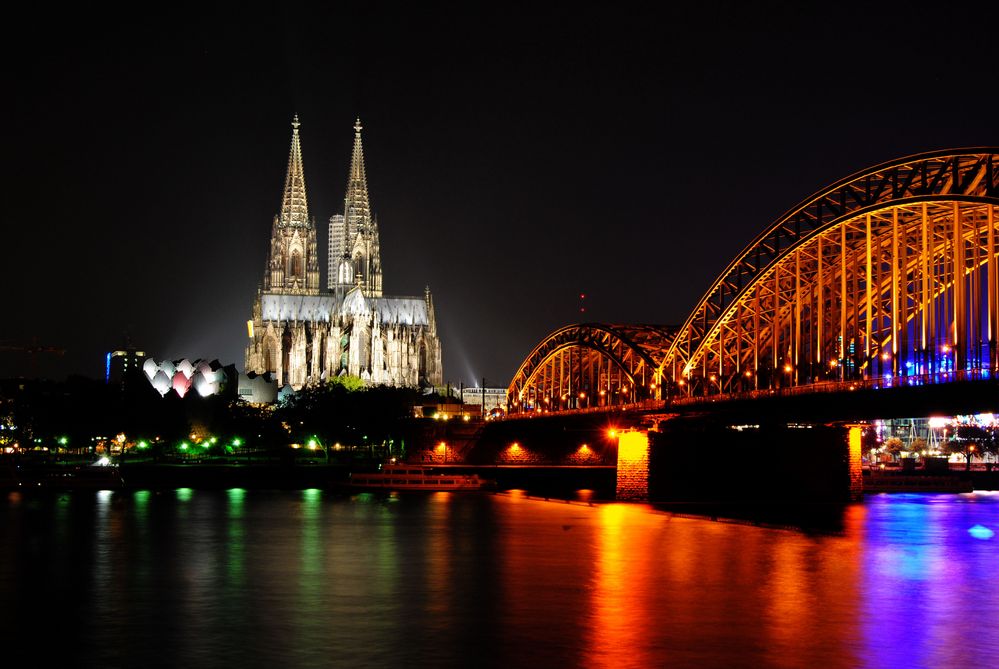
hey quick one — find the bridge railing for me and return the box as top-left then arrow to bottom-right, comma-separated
503,369 -> 994,418
669,368 -> 994,406
500,398 -> 667,420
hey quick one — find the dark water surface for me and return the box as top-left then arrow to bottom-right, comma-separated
2,489 -> 999,668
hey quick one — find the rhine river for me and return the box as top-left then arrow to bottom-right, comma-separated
2,488 -> 999,668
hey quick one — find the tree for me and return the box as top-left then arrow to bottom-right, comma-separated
884,437 -> 904,461
952,424 -> 990,470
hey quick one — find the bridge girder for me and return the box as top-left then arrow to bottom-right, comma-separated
659,149 -> 999,396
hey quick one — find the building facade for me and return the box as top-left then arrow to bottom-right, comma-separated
245,117 -> 443,390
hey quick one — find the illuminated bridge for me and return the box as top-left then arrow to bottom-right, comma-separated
508,148 -> 999,416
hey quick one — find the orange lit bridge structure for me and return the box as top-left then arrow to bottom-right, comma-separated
496,149 -> 999,501
509,148 -> 999,414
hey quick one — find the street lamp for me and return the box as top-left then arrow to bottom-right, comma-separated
307,437 -> 328,464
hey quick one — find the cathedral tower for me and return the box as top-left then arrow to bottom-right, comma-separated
265,115 -> 320,295
248,116 -> 442,391
328,119 -> 383,296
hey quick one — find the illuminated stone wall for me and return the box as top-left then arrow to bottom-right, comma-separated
615,430 -> 650,500
847,425 -> 864,501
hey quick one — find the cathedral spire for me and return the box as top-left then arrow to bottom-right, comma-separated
264,116 -> 320,295
279,114 -> 310,227
344,117 -> 371,223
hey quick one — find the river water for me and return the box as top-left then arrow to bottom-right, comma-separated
2,488 -> 998,668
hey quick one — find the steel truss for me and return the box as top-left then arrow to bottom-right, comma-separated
507,324 -> 674,413
506,149 -> 999,413
661,149 -> 999,396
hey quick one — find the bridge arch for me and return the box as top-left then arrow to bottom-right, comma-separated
507,323 -> 675,414
659,148 -> 999,396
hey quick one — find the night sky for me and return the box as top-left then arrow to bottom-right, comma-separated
4,3 -> 998,386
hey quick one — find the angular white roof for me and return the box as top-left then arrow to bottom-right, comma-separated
259,291 -> 430,326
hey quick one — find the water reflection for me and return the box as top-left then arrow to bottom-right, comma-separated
225,488 -> 245,587
1,491 -> 998,667
588,503 -> 654,668
861,494 -> 999,668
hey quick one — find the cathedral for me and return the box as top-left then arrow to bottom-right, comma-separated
244,117 -> 443,390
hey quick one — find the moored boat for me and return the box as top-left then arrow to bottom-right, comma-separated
349,464 -> 492,491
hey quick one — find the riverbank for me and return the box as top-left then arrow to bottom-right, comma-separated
1,461 -> 619,498
5,461 -> 998,496
864,468 -> 999,492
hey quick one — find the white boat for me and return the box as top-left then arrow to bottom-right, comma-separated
349,464 -> 491,491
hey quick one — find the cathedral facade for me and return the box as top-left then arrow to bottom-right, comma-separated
244,117 -> 443,390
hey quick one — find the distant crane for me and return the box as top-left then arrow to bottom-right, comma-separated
0,339 -> 66,378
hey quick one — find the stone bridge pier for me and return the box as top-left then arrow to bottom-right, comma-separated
615,421 -> 863,503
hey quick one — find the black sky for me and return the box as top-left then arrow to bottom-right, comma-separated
3,2 -> 998,386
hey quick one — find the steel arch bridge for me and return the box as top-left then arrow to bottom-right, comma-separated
508,148 -> 999,415
507,323 -> 675,412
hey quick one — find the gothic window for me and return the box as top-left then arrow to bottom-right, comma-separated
290,250 -> 303,278
340,329 -> 351,372
419,342 -> 428,382
262,338 -> 276,372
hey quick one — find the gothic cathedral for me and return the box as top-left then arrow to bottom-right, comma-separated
244,117 -> 443,390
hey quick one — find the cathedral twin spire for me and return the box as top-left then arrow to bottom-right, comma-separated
344,118 -> 371,225
279,115 -> 310,228
265,115 -> 381,297
265,115 -> 319,294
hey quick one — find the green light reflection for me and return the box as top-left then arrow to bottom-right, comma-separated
298,488 -> 324,629
226,488 -> 246,588
227,488 -> 245,518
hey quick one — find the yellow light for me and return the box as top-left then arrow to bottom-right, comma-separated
599,390 -> 606,396
509,442 -> 520,452
829,359 -> 837,368
246,320 -> 254,338
942,344 -> 952,353
608,429 -> 617,439
784,364 -> 793,373
881,352 -> 891,361
709,374 -> 716,382
579,392 -> 586,399
678,379 -> 685,386
744,370 -> 752,377
618,430 -> 649,462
